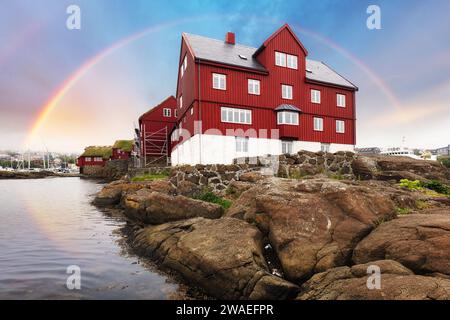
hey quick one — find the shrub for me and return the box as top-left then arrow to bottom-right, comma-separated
438,156 -> 450,169
399,179 -> 422,190
131,173 -> 168,182
421,180 -> 450,196
194,191 -> 232,209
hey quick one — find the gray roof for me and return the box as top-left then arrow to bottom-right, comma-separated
275,104 -> 302,112
183,33 -> 357,90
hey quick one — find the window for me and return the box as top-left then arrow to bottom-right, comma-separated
180,55 -> 187,77
213,73 -> 226,90
282,84 -> 293,100
221,107 -> 251,124
336,120 -> 345,133
321,143 -> 330,153
94,157 -> 103,162
248,79 -> 260,95
235,137 -> 249,153
277,111 -> 299,125
275,51 -> 286,67
311,89 -> 321,104
190,107 -> 194,115
281,140 -> 293,154
174,109 -> 178,117
179,96 -> 183,109
163,108 -> 171,117
276,51 -> 297,69
337,94 -> 346,107
85,157 -> 91,162
286,54 -> 298,69
314,117 -> 323,131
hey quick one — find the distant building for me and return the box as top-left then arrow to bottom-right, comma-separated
76,146 -> 112,174
112,140 -> 134,160
138,96 -> 177,166
432,145 -> 450,156
355,147 -> 381,155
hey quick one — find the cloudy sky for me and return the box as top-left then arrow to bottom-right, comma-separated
1,0 -> 449,153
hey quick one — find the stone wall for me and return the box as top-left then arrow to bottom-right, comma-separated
81,159 -> 130,180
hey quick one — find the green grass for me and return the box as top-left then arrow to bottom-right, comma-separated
399,179 -> 450,196
194,191 -> 232,209
131,173 -> 168,182
395,207 -> 411,215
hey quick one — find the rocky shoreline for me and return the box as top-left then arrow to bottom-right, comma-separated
0,170 -> 81,180
93,153 -> 450,300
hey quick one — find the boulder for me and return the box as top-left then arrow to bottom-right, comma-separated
226,178 -> 397,282
238,171 -> 264,183
353,213 -> 450,275
123,190 -> 223,224
94,180 -> 145,206
132,217 -> 299,299
298,260 -> 450,300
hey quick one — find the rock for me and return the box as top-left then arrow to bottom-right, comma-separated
351,156 -> 378,180
123,190 -> 223,224
298,260 -> 450,300
176,180 -> 202,198
226,180 -> 257,199
94,180 -> 146,206
239,171 -> 264,183
227,178 -> 396,282
353,214 -> 450,275
132,217 -> 299,299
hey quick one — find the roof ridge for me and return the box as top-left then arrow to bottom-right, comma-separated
184,32 -> 258,50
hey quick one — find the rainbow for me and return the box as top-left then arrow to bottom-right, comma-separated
26,15 -> 402,147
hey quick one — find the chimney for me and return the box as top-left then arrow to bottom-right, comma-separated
225,32 -> 235,45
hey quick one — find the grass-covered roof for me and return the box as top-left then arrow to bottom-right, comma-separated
113,140 -> 134,152
81,146 -> 113,159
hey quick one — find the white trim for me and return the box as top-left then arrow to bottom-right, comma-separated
314,117 -> 323,131
337,93 -> 346,107
212,73 -> 226,90
282,84 -> 293,100
221,107 -> 252,124
275,51 -> 286,67
286,54 -> 298,69
336,120 -> 345,133
248,79 -> 260,95
277,111 -> 299,125
311,89 -> 321,104
163,108 -> 171,117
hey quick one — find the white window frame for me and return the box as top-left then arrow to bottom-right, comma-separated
235,137 -> 249,153
311,89 -> 321,104
85,157 -> 91,162
282,84 -> 293,100
314,117 -> 324,131
212,73 -> 226,90
179,95 -> 182,109
180,55 -> 187,78
190,107 -> 194,115
277,111 -> 299,125
281,140 -> 293,154
221,107 -> 251,124
336,120 -> 345,133
321,143 -> 330,153
275,51 -> 287,67
94,157 -> 103,162
248,79 -> 260,95
286,54 -> 298,69
337,94 -> 346,108
163,108 -> 171,117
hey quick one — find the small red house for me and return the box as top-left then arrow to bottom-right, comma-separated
171,24 -> 358,165
138,96 -> 177,166
76,146 -> 112,173
112,140 -> 134,160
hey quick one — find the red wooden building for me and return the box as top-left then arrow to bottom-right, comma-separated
170,24 -> 358,165
111,140 -> 134,160
138,96 -> 177,166
76,146 -> 112,173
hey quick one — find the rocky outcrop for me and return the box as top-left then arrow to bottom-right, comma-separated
227,178 -> 397,282
123,189 -> 223,224
353,213 -> 450,275
298,260 -> 450,300
0,170 -> 79,179
94,179 -> 175,206
132,217 -> 299,299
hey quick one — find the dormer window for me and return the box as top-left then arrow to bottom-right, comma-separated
275,51 -> 298,69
